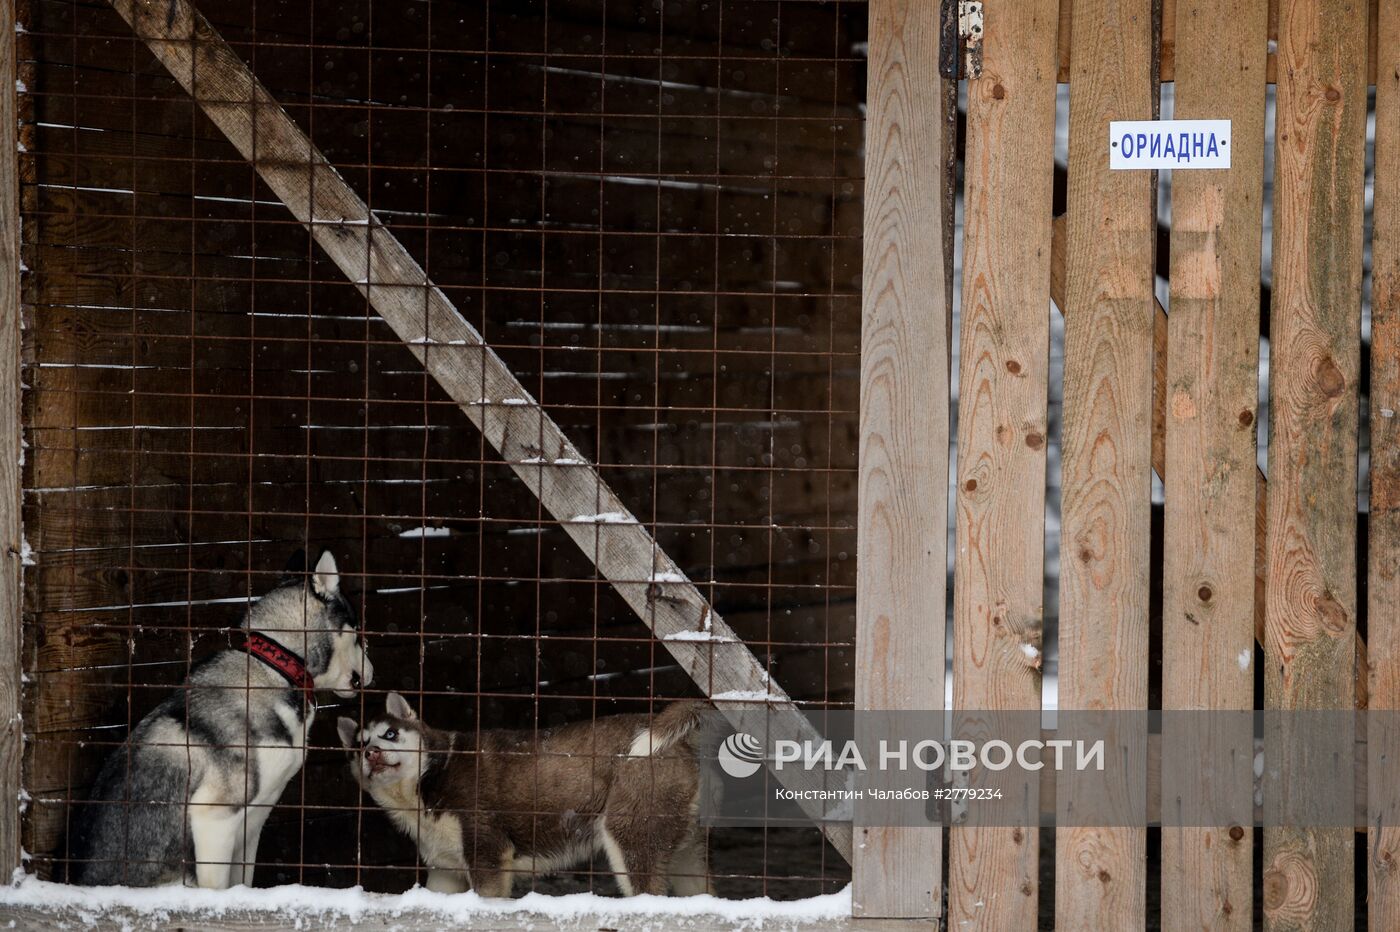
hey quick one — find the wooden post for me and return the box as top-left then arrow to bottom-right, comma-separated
1159,1 -> 1267,928
1055,0 -> 1154,926
948,1 -> 1058,928
102,0 -> 854,862
1369,1 -> 1400,925
855,0 -> 949,919
0,0 -> 23,881
1263,0 -> 1368,928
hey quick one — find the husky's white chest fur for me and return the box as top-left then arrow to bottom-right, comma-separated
369,777 -> 466,872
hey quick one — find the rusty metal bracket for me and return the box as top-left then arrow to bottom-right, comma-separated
940,0 -> 985,80
939,0 -> 960,79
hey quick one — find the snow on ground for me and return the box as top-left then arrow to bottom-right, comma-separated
0,874 -> 852,928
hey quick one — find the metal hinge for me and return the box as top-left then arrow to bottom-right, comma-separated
959,0 -> 984,79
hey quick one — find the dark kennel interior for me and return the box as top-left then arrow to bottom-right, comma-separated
16,0 -> 866,897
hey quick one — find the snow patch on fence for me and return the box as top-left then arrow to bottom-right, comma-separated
571,511 -> 637,524
664,630 -> 728,642
398,526 -> 451,539
712,670 -> 779,702
650,570 -> 688,583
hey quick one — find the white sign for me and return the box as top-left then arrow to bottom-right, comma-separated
1109,119 -> 1231,170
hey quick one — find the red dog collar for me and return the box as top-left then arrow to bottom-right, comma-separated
239,631 -> 317,702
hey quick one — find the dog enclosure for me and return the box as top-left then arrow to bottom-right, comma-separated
12,0 -> 864,908
1,0 -> 1398,929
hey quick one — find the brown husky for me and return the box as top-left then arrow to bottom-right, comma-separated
338,694 -> 711,897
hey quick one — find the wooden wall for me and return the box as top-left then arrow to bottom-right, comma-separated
15,0 -> 867,893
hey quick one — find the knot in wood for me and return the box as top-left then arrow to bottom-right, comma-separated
1311,354 -> 1346,399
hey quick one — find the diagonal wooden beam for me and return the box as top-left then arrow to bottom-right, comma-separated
1049,214 -> 1368,710
106,0 -> 853,861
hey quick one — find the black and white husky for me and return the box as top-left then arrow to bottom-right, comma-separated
68,551 -> 373,888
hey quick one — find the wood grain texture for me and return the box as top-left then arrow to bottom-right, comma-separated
0,0 -> 22,881
103,0 -> 853,865
1262,0 -> 1368,928
1052,215 -> 1377,712
1054,0 -> 1154,927
1368,0 -> 1400,924
854,0 -> 948,919
1056,0 -> 1381,85
1051,214 -> 1168,515
948,1 -> 1058,928
1159,2 -> 1268,928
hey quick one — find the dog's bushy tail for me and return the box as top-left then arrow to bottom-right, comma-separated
627,701 -> 708,757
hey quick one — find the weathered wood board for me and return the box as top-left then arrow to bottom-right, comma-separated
0,0 -> 26,881
948,0 -> 1058,927
1159,2 -> 1268,928
1055,0 -> 1155,927
854,0 -> 949,919
1056,0 -> 1382,85
1263,0 -> 1368,928
1369,0 -> 1400,927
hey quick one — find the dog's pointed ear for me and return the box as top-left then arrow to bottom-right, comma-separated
280,549 -> 308,585
337,717 -> 359,749
312,550 -> 340,597
386,692 -> 417,721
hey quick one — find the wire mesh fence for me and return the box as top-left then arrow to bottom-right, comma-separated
17,0 -> 865,899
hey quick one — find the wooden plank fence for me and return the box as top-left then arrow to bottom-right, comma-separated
942,0 -> 1380,925
1056,0 -> 1383,86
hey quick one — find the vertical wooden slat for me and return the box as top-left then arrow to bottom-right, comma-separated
0,0 -> 22,879
1055,0 -> 1154,927
855,0 -> 949,919
1160,2 -> 1268,928
1368,0 -> 1400,925
948,0 -> 1058,928
1263,0 -> 1368,928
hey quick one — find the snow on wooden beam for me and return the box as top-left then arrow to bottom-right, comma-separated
104,0 -> 853,863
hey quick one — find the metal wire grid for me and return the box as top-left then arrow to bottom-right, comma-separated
18,0 -> 864,898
